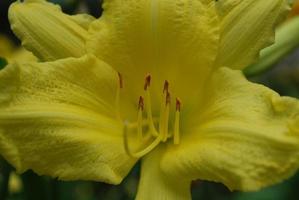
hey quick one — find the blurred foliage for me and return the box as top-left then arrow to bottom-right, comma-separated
0,58 -> 8,70
249,48 -> 299,99
1,0 -> 299,200
2,156 -> 299,200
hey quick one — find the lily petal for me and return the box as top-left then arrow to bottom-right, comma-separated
0,55 -> 136,183
9,0 -> 89,61
136,147 -> 191,200
87,0 -> 219,104
68,14 -> 96,30
162,68 -> 299,191
215,0 -> 290,69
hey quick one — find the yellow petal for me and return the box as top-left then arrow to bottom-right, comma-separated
87,0 -> 219,104
68,14 -> 96,30
215,0 -> 290,69
162,68 -> 299,191
0,55 -> 136,183
8,48 -> 37,64
136,147 -> 191,200
9,0 -> 89,61
0,34 -> 37,64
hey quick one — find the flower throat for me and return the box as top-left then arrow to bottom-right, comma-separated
117,74 -> 181,158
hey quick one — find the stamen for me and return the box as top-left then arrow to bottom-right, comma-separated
144,74 -> 158,136
174,98 -> 181,145
163,80 -> 169,93
162,92 -> 171,142
144,74 -> 151,90
124,79 -> 181,158
137,96 -> 144,140
116,72 -> 123,120
124,122 -> 162,158
159,81 -> 168,138
159,81 -> 171,142
118,72 -> 123,89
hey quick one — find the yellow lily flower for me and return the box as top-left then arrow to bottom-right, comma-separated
1,0 -> 299,199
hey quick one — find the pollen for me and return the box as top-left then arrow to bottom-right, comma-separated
124,74 -> 182,158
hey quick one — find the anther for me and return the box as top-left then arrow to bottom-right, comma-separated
174,98 -> 181,145
144,74 -> 151,90
117,72 -> 123,88
176,98 -> 181,111
163,80 -> 169,93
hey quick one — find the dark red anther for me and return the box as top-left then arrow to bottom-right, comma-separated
163,80 -> 169,93
176,98 -> 181,111
117,72 -> 123,89
144,74 -> 151,90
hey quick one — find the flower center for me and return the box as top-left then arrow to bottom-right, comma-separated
118,74 -> 181,158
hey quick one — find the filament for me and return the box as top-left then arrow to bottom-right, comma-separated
123,77 -> 182,158
162,92 -> 170,142
115,72 -> 123,120
159,81 -> 169,139
159,91 -> 166,138
124,122 -> 162,158
144,75 -> 159,136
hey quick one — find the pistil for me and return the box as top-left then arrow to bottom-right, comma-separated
116,72 -> 123,120
174,98 -> 181,145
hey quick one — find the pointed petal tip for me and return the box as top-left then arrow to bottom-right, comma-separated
216,0 -> 292,69
8,0 -> 88,61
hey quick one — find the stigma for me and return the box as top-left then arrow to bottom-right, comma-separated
123,74 -> 182,158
